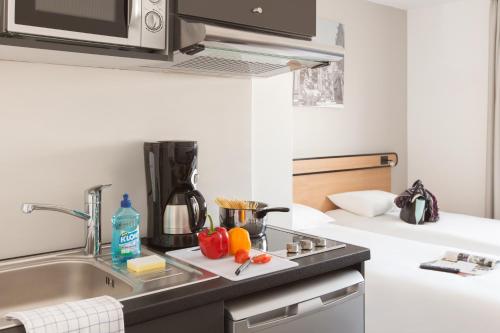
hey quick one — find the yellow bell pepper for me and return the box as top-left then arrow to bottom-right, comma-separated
228,227 -> 251,255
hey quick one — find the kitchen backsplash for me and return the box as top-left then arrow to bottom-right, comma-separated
0,60 -> 253,259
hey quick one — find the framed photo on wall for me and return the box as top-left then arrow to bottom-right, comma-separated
293,22 -> 345,108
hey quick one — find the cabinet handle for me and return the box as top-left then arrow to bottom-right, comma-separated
252,7 -> 263,14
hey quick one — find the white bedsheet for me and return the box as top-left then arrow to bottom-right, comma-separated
325,209 -> 500,256
299,224 -> 500,333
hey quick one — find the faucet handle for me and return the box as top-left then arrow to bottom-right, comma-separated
86,184 -> 112,194
85,184 -> 111,204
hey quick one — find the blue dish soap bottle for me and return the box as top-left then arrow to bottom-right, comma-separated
112,193 -> 141,265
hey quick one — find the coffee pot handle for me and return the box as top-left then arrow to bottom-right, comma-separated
185,190 -> 207,233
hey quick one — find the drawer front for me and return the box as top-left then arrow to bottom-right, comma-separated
177,0 -> 316,38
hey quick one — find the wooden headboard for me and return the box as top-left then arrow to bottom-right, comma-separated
293,153 -> 398,212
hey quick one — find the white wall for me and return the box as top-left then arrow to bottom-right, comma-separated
252,74 -> 294,229
407,0 -> 490,216
368,0 -> 465,10
293,0 -> 408,193
0,60 -> 253,259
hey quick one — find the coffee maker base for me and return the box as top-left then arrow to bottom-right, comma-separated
148,233 -> 199,251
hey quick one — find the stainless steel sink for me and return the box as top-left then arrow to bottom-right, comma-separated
0,246 -> 218,330
0,260 -> 133,316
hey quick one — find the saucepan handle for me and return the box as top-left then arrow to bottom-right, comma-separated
255,207 -> 290,219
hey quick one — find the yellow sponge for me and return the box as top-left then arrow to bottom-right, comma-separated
127,255 -> 166,273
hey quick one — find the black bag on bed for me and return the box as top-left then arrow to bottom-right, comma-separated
395,180 -> 439,225
399,197 -> 426,225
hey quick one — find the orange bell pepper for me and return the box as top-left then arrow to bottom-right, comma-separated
228,227 -> 251,255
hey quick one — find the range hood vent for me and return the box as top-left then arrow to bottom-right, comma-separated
171,56 -> 286,76
165,19 -> 345,78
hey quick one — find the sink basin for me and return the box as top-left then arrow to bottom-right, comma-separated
0,260 -> 133,316
0,246 -> 218,330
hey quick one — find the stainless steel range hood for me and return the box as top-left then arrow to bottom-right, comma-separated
164,18 -> 345,78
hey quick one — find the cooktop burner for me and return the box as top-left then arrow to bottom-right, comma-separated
251,226 -> 346,259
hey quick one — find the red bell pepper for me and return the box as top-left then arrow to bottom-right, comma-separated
198,215 -> 229,259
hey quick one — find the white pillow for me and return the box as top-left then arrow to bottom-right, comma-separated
327,190 -> 396,218
292,203 -> 335,230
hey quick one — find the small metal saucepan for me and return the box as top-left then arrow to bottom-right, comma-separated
219,202 -> 290,238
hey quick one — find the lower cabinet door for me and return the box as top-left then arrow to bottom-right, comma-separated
126,301 -> 224,333
227,295 -> 364,333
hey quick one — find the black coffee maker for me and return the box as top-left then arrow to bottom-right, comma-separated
144,141 -> 207,250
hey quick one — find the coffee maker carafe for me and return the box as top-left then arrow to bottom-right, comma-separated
144,141 -> 207,250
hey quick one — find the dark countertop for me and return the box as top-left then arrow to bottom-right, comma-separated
123,241 -> 370,327
2,235 -> 370,332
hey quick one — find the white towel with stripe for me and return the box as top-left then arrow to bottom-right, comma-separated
6,296 -> 124,333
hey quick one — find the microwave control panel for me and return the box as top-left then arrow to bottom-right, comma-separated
142,0 -> 167,49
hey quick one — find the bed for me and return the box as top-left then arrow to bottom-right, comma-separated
325,208 -> 500,256
293,153 -> 500,256
298,222 -> 500,333
292,153 -> 500,333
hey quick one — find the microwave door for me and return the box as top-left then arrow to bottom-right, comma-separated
7,0 -> 141,47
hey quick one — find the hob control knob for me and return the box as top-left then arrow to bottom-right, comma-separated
300,240 -> 314,251
315,238 -> 327,247
145,11 -> 162,32
287,243 -> 300,253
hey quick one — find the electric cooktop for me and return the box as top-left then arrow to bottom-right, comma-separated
251,226 -> 346,259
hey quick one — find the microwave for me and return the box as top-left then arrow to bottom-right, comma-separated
0,0 -> 167,50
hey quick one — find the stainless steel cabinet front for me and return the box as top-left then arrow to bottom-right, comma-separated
225,270 -> 365,333
227,294 -> 364,333
176,0 -> 316,38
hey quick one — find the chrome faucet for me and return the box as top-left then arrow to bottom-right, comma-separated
22,184 -> 111,257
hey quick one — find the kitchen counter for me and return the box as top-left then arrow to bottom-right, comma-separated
2,236 -> 370,333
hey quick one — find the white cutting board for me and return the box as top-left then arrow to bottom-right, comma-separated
166,248 -> 298,281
